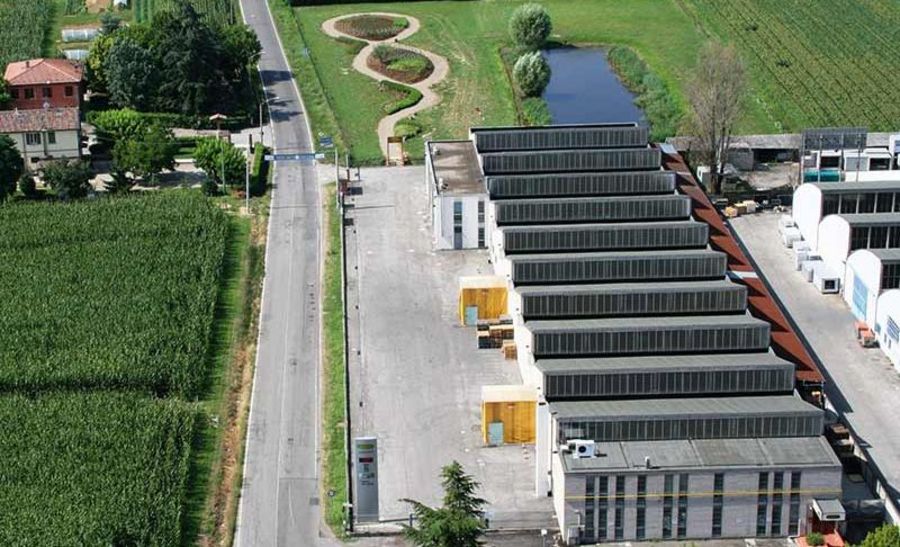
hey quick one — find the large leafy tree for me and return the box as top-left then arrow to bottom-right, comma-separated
0,79 -> 11,110
402,461 -> 487,547
106,37 -> 156,110
194,138 -> 245,190
509,3 -> 552,52
112,123 -> 177,186
513,51 -> 551,97
42,160 -> 93,200
0,135 -> 24,202
862,525 -> 900,547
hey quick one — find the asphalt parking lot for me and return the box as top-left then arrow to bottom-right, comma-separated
344,166 -> 554,530
729,211 -> 900,508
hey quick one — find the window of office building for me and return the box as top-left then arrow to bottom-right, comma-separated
477,199 -> 484,223
882,264 -> 900,290
771,472 -> 784,536
850,227 -> 869,251
788,472 -> 802,536
871,226 -> 889,248
757,473 -> 769,537
876,193 -> 894,213
712,473 -> 724,538
614,476 -> 625,540
598,476 -> 608,540
478,227 -> 485,248
858,193 -> 876,213
840,194 -> 859,214
662,475 -> 674,539
636,475 -> 647,540
585,476 -> 595,540
677,474 -> 688,538
823,195 -> 839,215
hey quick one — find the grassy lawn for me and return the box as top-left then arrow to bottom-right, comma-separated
322,183 -> 349,535
275,0 -> 704,163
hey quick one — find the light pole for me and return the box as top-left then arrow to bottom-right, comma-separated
245,145 -> 250,214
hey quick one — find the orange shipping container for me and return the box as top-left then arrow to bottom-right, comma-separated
481,385 -> 537,444
459,276 -> 508,325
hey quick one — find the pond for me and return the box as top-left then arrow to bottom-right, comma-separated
542,47 -> 647,126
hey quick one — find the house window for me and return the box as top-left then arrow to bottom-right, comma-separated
42,87 -> 52,98
65,85 -> 74,97
24,88 -> 34,99
47,131 -> 56,145
10,89 -> 19,99
25,132 -> 41,146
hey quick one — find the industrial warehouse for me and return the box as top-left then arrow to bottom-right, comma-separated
426,123 -> 844,545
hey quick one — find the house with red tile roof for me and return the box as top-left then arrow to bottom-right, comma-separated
4,59 -> 84,110
0,107 -> 82,168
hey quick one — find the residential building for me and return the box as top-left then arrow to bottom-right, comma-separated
0,108 -> 81,168
4,58 -> 84,110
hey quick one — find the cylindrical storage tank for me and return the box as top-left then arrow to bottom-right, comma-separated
502,221 -> 708,254
528,315 -> 770,357
517,280 -> 747,319
550,396 -> 824,443
510,249 -> 727,285
493,195 -> 692,225
472,124 -> 648,152
486,171 -> 675,199
537,353 -> 796,400
480,148 -> 661,175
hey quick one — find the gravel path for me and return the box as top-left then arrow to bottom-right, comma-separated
321,13 -> 450,162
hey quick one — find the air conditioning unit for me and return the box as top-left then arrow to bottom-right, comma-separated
569,439 -> 596,459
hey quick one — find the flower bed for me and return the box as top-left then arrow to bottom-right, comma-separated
335,14 -> 408,41
368,44 -> 434,84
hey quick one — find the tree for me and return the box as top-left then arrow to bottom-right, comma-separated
106,37 -> 156,110
18,173 -> 37,199
112,123 -> 177,185
194,138 -> 245,190
0,135 -> 24,201
509,3 -> 552,52
513,51 -> 551,97
861,525 -> 900,547
42,160 -> 93,200
99,12 -> 122,35
402,461 -> 487,547
0,79 -> 11,109
686,42 -> 746,194
221,24 -> 262,79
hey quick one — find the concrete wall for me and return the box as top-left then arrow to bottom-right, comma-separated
875,289 -> 900,369
558,464 -> 842,544
818,215 -> 852,275
844,250 -> 882,326
793,184 -> 824,249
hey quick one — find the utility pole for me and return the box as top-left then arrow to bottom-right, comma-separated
245,147 -> 250,214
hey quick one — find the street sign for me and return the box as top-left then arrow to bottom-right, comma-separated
264,152 -> 325,161
319,135 -> 334,148
354,436 -> 379,522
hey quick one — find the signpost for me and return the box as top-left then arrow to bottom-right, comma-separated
263,152 -> 325,162
354,436 -> 379,522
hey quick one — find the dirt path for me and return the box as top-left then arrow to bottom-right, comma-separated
321,13 -> 449,162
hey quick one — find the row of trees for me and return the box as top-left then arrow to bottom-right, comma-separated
87,0 -> 261,116
509,4 -> 552,99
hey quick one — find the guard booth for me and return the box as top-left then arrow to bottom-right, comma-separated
458,276 -> 508,326
801,499 -> 847,547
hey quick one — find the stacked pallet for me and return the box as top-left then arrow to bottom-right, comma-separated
476,317 -> 514,349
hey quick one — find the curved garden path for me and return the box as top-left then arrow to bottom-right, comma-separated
321,13 -> 449,161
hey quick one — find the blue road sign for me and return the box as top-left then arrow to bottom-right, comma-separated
319,136 -> 334,148
264,153 -> 326,161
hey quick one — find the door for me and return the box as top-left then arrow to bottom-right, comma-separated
464,305 -> 479,326
488,422 -> 504,446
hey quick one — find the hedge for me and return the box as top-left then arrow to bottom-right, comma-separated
380,80 -> 423,115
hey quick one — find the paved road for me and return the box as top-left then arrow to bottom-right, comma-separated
236,0 -> 323,545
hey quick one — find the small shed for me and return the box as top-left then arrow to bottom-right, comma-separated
458,275 -> 507,325
481,384 -> 537,445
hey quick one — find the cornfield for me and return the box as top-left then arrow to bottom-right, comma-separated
133,0 -> 236,26
682,0 -> 900,132
0,0 -> 52,67
0,392 -> 195,545
0,192 -> 228,398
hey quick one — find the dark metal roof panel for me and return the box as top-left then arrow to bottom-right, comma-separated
494,195 -> 691,225
501,221 -> 709,253
550,395 -> 819,420
481,148 -> 661,174
486,171 -> 675,199
472,124 -> 647,152
535,352 -> 793,374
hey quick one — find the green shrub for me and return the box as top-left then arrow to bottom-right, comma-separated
522,97 -> 551,125
509,3 -> 552,51
394,118 -> 422,139
807,532 -> 825,546
18,174 -> 36,198
513,52 -> 551,97
380,80 -> 423,114
607,45 -> 683,140
250,143 -> 268,196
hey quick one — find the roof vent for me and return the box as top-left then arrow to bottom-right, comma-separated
25,60 -> 30,68
644,456 -> 651,469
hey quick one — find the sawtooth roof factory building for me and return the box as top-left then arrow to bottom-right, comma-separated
428,123 -> 841,545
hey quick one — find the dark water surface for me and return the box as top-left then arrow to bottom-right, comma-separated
542,47 -> 647,125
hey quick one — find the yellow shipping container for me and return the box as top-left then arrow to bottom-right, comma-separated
459,276 -> 508,325
481,385 -> 537,445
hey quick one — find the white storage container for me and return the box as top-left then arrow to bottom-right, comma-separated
794,241 -> 810,253
779,215 -> 796,234
801,261 -> 820,282
794,251 -> 809,271
814,266 -> 841,294
782,227 -> 802,248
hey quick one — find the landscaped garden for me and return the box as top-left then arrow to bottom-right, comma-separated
368,44 -> 434,84
334,13 -> 407,40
